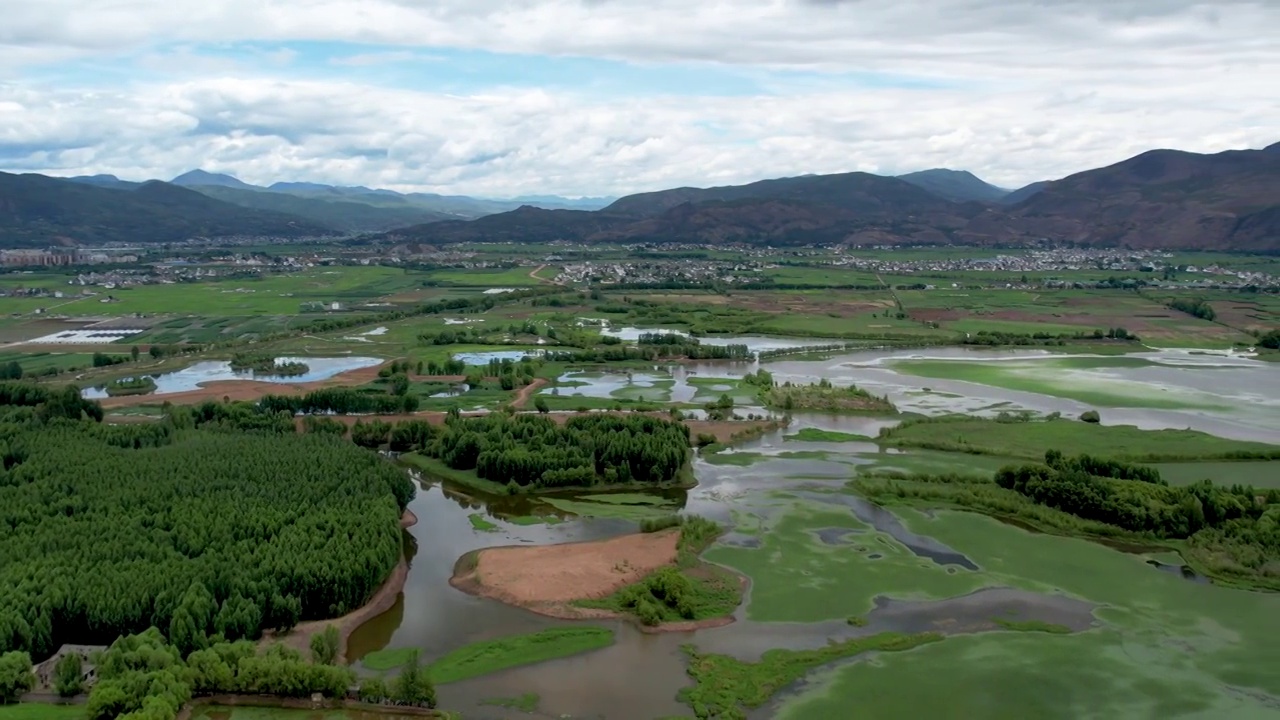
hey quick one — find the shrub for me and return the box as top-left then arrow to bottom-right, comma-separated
1080,410 -> 1101,424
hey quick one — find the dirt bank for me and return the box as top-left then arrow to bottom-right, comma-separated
450,529 -> 737,632
260,509 -> 414,663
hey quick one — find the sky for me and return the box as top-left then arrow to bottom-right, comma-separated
0,0 -> 1277,198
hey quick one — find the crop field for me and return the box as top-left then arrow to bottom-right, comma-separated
897,289 -> 1252,347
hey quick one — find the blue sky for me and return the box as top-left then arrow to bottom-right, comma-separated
0,0 -> 1275,196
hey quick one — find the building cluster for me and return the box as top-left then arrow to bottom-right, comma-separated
554,259 -> 769,285
0,249 -> 139,267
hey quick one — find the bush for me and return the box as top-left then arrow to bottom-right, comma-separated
0,651 -> 34,703
641,515 -> 683,533
695,433 -> 718,447
1080,410 -> 1101,424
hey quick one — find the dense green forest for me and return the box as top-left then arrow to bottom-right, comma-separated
425,414 -> 692,490
0,383 -> 413,659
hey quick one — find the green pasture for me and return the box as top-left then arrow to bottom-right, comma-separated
878,418 -> 1279,462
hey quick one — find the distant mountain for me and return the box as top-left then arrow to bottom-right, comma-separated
192,185 -> 453,233
68,174 -> 142,190
603,171 -> 957,218
511,195 -> 616,211
896,169 -> 1009,203
386,172 -> 978,247
0,173 -> 330,247
1000,181 -> 1050,205
383,142 -> 1280,251
171,169 -> 260,191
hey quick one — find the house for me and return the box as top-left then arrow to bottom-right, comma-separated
33,644 -> 104,692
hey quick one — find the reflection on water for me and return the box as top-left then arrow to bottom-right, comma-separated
82,356 -> 382,398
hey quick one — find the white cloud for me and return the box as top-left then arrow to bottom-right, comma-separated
0,0 -> 1276,195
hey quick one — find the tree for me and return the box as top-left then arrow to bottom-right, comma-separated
0,651 -> 34,704
534,397 -> 550,414
0,362 -> 22,380
149,345 -> 163,359
391,650 -> 436,708
389,373 -> 411,396
54,652 -> 84,697
310,625 -> 340,665
131,345 -> 140,361
1260,329 -> 1280,350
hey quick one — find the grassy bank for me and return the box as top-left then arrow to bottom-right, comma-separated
576,517 -> 743,626
877,416 -> 1280,462
679,632 -> 944,718
427,626 -> 615,684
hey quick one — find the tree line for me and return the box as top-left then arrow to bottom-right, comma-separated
0,626 -> 436,720
0,384 -> 413,660
996,451 -> 1280,585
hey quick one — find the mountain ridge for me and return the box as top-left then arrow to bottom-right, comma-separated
384,142 -> 1279,251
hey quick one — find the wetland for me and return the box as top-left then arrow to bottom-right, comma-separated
326,345 -> 1280,719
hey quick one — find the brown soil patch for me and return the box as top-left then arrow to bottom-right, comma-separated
260,509 -> 415,663
451,530 -> 679,616
909,308 -> 964,322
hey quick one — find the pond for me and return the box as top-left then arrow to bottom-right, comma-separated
81,356 -> 382,398
450,350 -> 543,365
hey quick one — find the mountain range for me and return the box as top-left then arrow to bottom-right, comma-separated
2,141 -> 1276,250
380,142 -> 1280,251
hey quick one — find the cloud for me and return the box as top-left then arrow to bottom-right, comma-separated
0,0 -> 1276,195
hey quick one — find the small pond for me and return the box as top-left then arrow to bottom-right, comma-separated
82,356 -> 382,398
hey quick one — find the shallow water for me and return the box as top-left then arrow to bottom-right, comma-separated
758,347 -> 1280,442
82,356 -> 382,398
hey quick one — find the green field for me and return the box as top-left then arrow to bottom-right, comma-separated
426,626 -> 615,684
0,705 -> 83,720
878,417 -> 1280,462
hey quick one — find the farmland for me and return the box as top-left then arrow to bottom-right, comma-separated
0,246 -> 1277,719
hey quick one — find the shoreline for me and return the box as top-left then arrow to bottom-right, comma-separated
448,531 -> 742,634
260,508 -> 414,662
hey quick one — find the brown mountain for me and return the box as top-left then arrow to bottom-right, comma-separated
990,142 -> 1280,250
379,141 -> 1280,251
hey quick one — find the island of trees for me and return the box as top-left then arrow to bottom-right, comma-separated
229,353 -> 309,376
744,370 -> 896,413
416,413 -> 692,491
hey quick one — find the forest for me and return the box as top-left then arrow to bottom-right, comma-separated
424,414 -> 692,490
0,383 -> 414,660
